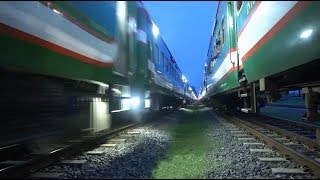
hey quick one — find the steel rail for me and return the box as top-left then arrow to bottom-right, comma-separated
214,110 -> 320,177
0,123 -> 138,179
248,118 -> 318,150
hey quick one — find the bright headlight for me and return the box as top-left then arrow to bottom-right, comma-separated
130,96 -> 141,109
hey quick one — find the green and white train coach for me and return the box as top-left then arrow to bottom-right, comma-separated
0,1 -> 195,137
200,1 -> 320,121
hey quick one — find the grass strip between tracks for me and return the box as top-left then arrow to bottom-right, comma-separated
152,106 -> 217,179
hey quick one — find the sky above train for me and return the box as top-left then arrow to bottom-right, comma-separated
142,1 -> 218,96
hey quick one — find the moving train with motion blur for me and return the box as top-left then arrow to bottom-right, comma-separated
0,1 -> 196,142
199,1 -> 320,121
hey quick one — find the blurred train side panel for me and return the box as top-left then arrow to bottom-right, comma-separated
0,1 -> 196,146
199,1 -> 320,122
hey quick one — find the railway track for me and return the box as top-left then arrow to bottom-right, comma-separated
26,110 -> 180,179
239,113 -> 320,150
0,123 -> 138,179
211,108 -> 320,177
0,108 -> 176,179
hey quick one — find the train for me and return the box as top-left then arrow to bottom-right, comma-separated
199,1 -> 320,122
0,1 -> 196,142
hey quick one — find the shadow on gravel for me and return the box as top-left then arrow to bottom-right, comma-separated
77,111 -> 192,179
92,137 -> 169,179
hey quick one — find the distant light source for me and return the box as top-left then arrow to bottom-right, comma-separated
128,17 -> 137,33
53,9 -> 61,15
182,74 -> 187,83
152,23 -> 159,37
130,96 -> 140,109
117,1 -> 126,18
300,29 -> 313,39
188,87 -> 192,91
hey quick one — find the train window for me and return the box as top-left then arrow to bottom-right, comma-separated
215,30 -> 221,53
166,59 -> 169,72
162,53 -> 166,68
221,16 -> 225,46
214,16 -> 225,55
206,58 -> 213,75
164,61 -> 167,72
236,1 -> 243,13
171,65 -> 174,77
153,44 -> 159,64
160,52 -> 164,68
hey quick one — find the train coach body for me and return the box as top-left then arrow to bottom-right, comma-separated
150,31 -> 185,97
237,1 -> 320,83
204,1 -> 239,97
0,1 -> 195,141
201,1 -> 320,119
0,1 -> 192,100
0,1 -> 119,84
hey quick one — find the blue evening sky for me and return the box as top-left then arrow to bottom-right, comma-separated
142,1 -> 218,96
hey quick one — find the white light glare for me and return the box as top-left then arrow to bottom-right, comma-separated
152,23 -> 159,37
228,15 -> 233,27
128,17 -> 137,33
117,1 -> 126,18
182,75 -> 187,83
188,87 -> 192,91
53,9 -> 61,15
300,29 -> 313,39
130,96 -> 140,109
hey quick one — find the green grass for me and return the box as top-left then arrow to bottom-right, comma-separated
152,107 -> 222,179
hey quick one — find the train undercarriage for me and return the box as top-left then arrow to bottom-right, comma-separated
0,68 -> 184,147
206,59 -> 320,122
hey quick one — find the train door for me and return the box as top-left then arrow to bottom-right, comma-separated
113,1 -> 129,77
233,1 -> 259,113
227,1 -> 238,73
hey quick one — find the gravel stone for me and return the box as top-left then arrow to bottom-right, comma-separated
203,110 -> 318,179
31,124 -> 172,179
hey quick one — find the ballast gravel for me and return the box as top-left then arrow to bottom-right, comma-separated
203,109 -> 318,179
33,126 -> 171,179
31,107 -> 319,179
